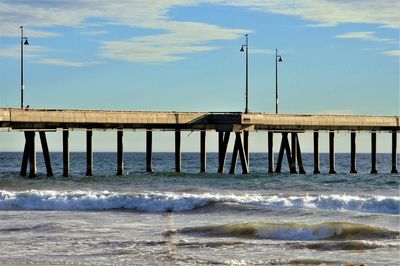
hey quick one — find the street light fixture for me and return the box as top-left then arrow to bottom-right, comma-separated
240,34 -> 249,114
20,26 -> 29,109
275,48 -> 282,114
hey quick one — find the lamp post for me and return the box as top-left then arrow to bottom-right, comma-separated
240,34 -> 249,114
275,48 -> 282,114
20,26 -> 29,109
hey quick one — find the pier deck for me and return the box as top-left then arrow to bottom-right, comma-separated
0,108 -> 398,131
0,108 -> 398,176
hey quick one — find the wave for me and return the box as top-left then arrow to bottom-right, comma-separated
0,190 -> 399,214
178,221 -> 399,241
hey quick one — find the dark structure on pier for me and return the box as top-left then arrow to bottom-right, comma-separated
0,108 -> 398,177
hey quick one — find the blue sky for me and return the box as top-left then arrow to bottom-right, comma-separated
0,0 -> 399,153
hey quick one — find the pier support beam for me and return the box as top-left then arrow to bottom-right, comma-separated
295,134 -> 306,174
86,130 -> 93,176
229,132 -> 249,174
371,132 -> 377,174
392,131 -> 398,174
200,130 -> 206,173
117,130 -> 124,176
243,131 -> 249,168
275,132 -> 293,173
63,130 -> 70,177
218,131 -> 230,173
39,132 -> 53,177
268,132 -> 274,173
313,131 -> 320,174
146,130 -> 153,173
329,131 -> 336,174
175,130 -> 181,173
350,131 -> 357,173
290,133 -> 298,174
28,132 -> 37,178
20,132 -> 30,177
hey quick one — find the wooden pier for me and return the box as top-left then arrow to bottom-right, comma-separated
0,108 -> 398,177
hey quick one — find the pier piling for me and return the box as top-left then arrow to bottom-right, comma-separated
350,131 -> 357,173
175,130 -> 181,172
200,130 -> 206,173
20,132 -> 29,177
63,130 -> 70,177
268,132 -> 274,173
146,130 -> 153,172
86,130 -> 93,176
39,132 -> 53,177
117,130 -> 124,176
313,131 -> 320,174
244,131 -> 249,167
329,131 -> 336,174
229,132 -> 249,174
392,131 -> 398,174
290,133 -> 298,174
275,132 -> 292,173
218,131 -> 230,173
27,132 -> 37,178
371,132 -> 377,174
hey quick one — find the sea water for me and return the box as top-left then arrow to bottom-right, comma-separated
0,152 -> 399,265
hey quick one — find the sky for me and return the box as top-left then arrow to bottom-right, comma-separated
0,0 -> 399,154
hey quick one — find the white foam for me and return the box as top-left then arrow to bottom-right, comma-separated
0,190 -> 398,214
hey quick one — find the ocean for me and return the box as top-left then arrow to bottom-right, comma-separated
0,152 -> 399,265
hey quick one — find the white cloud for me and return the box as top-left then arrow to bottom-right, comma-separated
335,31 -> 391,42
383,50 -> 400,57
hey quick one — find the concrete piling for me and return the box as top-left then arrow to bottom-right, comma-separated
86,130 -> 93,176
313,131 -> 320,174
329,131 -> 336,174
63,130 -> 70,177
146,130 -> 153,173
371,132 -> 377,174
392,131 -> 398,174
200,130 -> 206,173
175,130 -> 181,173
268,132 -> 274,173
39,132 -> 53,177
350,131 -> 357,173
218,131 -> 230,173
117,130 -> 124,176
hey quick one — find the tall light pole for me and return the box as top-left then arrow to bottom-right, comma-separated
20,26 -> 29,109
240,34 -> 249,114
275,48 -> 282,114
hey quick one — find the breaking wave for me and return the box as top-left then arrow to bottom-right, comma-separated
0,190 -> 399,214
178,221 -> 399,241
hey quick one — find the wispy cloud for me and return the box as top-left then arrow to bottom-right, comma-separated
335,31 -> 391,42
37,58 -> 101,67
250,49 -> 275,55
80,30 -> 108,36
383,50 -> 400,57
0,0 -> 398,63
